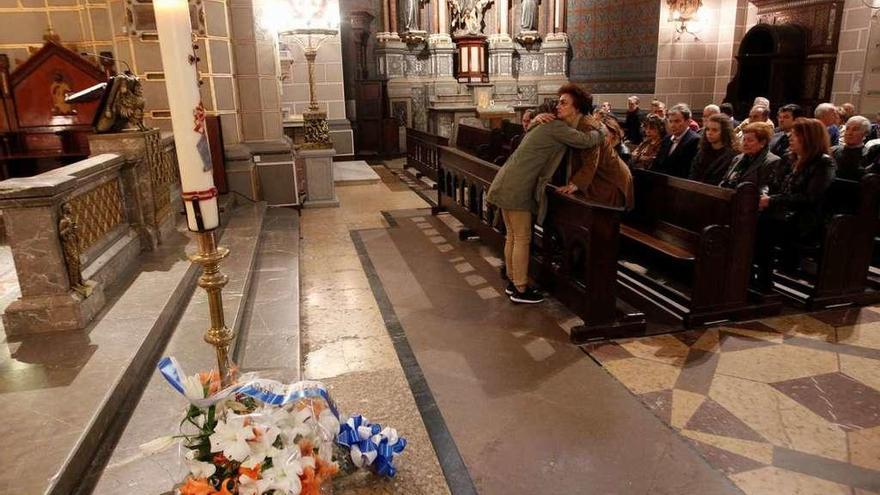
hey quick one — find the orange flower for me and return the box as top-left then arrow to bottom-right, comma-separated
238,463 -> 261,480
179,477 -> 218,495
298,438 -> 315,458
300,466 -> 319,495
199,370 -> 221,396
300,455 -> 339,495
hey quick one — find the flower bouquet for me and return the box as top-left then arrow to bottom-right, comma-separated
141,357 -> 406,495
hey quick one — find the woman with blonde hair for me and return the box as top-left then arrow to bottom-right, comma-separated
753,118 -> 835,289
690,113 -> 738,184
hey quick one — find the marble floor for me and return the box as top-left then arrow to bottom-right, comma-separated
0,163 -> 877,494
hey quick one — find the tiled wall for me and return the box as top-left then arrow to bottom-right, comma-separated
229,0 -> 282,142
831,0 -> 874,112
653,0 -> 753,111
279,34 -> 346,122
0,0 -> 114,67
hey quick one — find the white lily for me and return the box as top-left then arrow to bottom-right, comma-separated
242,423 -> 280,469
262,448 -> 304,494
139,435 -> 178,456
184,449 -> 217,479
181,373 -> 206,402
318,409 -> 340,440
209,413 -> 255,462
238,471 -> 268,495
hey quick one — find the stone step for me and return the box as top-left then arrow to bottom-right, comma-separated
0,197 -> 260,495
405,166 -> 423,178
87,206 -> 304,495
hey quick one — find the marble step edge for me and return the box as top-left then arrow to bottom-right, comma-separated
54,200 -> 266,495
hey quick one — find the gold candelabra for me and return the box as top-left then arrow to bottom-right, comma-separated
190,231 -> 234,386
282,27 -> 338,149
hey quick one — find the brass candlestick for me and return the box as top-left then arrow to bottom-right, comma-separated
190,231 -> 235,386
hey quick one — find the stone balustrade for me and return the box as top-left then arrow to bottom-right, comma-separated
0,130 -> 183,335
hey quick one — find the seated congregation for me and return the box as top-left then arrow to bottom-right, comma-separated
407,85 -> 880,341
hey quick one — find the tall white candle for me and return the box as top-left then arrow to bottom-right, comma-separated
153,0 -> 219,232
498,0 -> 508,35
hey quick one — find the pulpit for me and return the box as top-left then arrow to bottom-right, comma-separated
0,41 -> 111,179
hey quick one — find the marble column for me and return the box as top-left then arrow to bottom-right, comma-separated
488,0 -> 514,85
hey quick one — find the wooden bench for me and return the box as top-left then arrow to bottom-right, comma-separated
454,123 -> 512,165
617,169 -> 780,326
405,127 -> 448,181
773,174 -> 880,308
437,145 -> 646,342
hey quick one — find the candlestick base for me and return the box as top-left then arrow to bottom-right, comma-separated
300,109 -> 333,150
189,231 -> 236,386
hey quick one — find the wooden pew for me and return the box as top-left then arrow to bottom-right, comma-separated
773,174 -> 880,308
437,145 -> 646,342
453,123 -> 512,165
405,127 -> 448,181
617,170 -> 781,326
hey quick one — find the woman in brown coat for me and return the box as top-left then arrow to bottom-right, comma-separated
559,107 -> 635,209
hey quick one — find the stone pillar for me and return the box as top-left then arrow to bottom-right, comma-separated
497,0 -> 509,36
298,148 -> 339,208
88,129 -> 176,250
540,32 -> 569,97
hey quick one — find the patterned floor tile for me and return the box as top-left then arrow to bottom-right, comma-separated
601,357 -> 681,394
683,435 -> 769,475
715,344 -> 839,383
761,314 -> 837,342
771,372 -> 880,431
638,389 -> 673,424
684,398 -> 767,442
584,342 -> 634,363
730,466 -> 854,495
674,349 -> 720,395
670,389 -> 706,429
680,430 -> 774,465
810,307 -> 880,327
840,353 -> 880,392
717,329 -> 781,353
709,374 -> 849,462
848,426 -> 880,471
617,334 -> 691,367
836,322 -> 880,351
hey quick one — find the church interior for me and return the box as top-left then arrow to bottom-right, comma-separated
0,0 -> 879,493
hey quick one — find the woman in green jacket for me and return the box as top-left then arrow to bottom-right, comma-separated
486,86 -> 604,303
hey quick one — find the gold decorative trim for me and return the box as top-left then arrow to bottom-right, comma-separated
67,178 -> 126,253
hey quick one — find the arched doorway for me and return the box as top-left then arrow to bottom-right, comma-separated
724,23 -> 807,118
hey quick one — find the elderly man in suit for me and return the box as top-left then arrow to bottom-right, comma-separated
652,103 -> 700,178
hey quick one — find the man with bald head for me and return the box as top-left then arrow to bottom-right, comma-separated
702,104 -> 720,129
815,103 -> 840,146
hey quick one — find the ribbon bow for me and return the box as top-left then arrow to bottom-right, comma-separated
337,415 -> 407,477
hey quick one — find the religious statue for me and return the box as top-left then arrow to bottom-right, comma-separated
450,0 -> 492,35
402,0 -> 420,31
58,203 -> 87,294
520,0 -> 538,31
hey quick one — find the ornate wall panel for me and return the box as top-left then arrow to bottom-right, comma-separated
567,0 -> 660,93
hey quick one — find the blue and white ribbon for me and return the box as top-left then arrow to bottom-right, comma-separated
337,415 -> 407,478
156,356 -> 339,418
